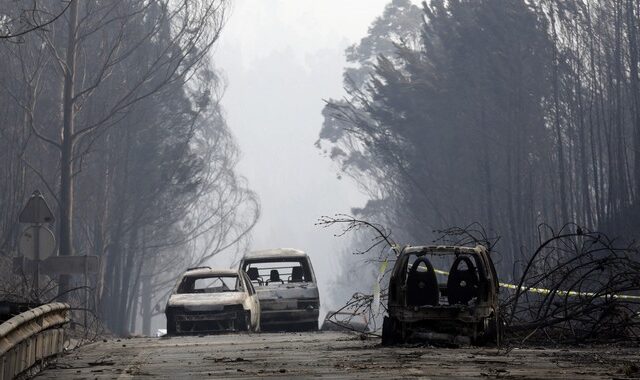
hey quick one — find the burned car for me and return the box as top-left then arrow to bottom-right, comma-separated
165,267 -> 260,335
240,248 -> 319,331
382,245 -> 500,346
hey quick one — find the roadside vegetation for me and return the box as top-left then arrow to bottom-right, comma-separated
0,0 -> 259,335
319,0 -> 640,276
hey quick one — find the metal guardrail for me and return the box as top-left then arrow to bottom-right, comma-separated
0,302 -> 70,380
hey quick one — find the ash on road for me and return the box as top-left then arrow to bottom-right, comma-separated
35,332 -> 638,379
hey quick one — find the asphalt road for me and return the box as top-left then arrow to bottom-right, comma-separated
35,332 -> 639,379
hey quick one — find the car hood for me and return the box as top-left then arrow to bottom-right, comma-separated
256,283 -> 319,300
167,292 -> 247,309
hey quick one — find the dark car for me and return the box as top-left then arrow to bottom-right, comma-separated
382,245 -> 501,346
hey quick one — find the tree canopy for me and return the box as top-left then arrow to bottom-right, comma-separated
319,0 -> 640,275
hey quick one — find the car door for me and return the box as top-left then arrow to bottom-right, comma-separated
242,272 -> 260,329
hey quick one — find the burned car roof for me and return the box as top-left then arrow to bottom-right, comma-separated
397,245 -> 487,255
183,268 -> 239,277
168,292 -> 247,308
244,248 -> 308,260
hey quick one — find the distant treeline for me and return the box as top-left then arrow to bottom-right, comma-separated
319,0 -> 640,274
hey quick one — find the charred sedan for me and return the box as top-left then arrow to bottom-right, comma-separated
165,267 -> 260,335
383,245 -> 501,346
240,248 -> 320,331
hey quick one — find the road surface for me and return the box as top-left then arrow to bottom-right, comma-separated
35,332 -> 639,379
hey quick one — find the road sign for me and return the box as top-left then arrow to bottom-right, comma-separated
19,225 -> 56,260
13,255 -> 100,275
19,190 -> 55,224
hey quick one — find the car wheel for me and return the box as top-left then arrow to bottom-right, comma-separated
166,313 -> 177,335
489,313 -> 504,346
246,313 -> 253,332
238,311 -> 251,332
474,314 -> 501,346
382,316 -> 400,346
300,322 -> 317,331
254,315 -> 261,332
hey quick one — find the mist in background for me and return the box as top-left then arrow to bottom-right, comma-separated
212,0 -> 397,311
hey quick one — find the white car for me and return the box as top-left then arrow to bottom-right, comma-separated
165,267 -> 260,334
240,248 -> 320,331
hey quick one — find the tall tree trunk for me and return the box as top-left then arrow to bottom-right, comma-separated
627,0 -> 640,200
141,272 -> 152,336
550,11 -> 570,225
125,238 -> 146,334
58,0 -> 78,299
587,10 -> 603,225
575,23 -> 593,227
128,285 -> 139,334
480,108 -> 494,234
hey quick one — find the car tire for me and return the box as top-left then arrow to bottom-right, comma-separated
474,314 -> 501,346
382,316 -> 400,346
489,313 -> 504,346
238,311 -> 251,332
166,313 -> 177,335
300,322 -> 317,331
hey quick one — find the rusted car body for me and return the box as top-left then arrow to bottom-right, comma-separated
240,248 -> 320,331
165,267 -> 260,334
382,245 -> 500,346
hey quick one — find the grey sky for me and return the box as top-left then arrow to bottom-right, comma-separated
212,0 -> 401,298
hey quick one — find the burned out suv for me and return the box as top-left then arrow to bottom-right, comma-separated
382,245 -> 500,346
240,248 -> 319,331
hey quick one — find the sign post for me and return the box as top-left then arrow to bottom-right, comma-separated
19,225 -> 56,293
17,190 -> 100,323
34,225 -> 39,292
19,190 -> 55,224
18,190 -> 55,300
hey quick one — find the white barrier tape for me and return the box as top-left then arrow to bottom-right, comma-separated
432,268 -> 640,300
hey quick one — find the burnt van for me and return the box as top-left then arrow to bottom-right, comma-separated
240,248 -> 319,331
